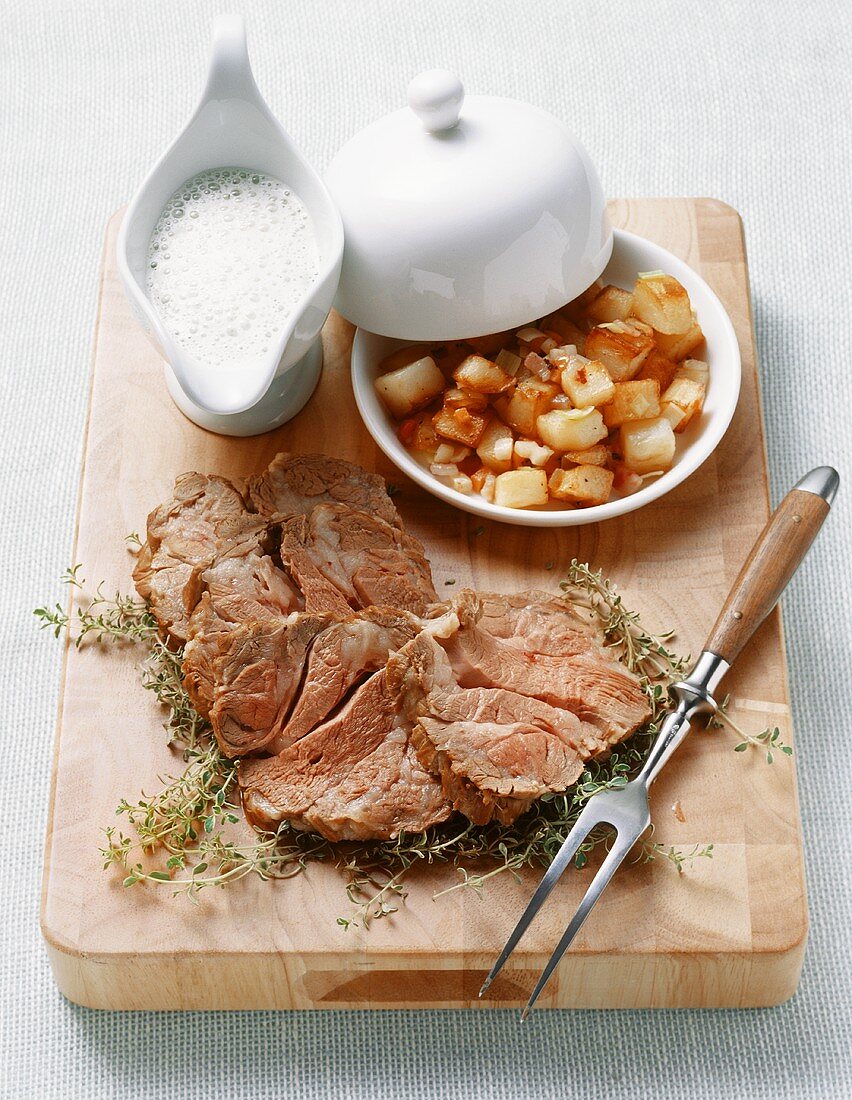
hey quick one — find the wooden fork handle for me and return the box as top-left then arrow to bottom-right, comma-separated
705,468 -> 838,665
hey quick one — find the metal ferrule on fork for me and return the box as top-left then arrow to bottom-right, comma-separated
637,651 -> 729,786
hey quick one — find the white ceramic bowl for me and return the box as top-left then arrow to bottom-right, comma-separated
352,228 -> 741,527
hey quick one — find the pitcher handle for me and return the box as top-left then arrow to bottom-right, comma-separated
204,14 -> 262,103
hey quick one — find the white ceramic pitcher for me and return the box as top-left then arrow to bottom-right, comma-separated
117,15 -> 343,436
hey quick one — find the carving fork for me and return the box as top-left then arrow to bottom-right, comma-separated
479,467 -> 839,1018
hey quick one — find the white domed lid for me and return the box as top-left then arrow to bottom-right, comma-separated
326,71 -> 612,341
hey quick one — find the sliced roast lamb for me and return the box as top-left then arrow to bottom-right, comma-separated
388,632 -> 606,825
202,613 -> 338,757
239,670 -> 452,842
441,589 -> 650,744
247,452 -> 400,527
279,503 -> 437,617
133,472 -> 262,643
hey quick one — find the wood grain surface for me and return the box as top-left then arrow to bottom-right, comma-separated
706,488 -> 830,663
40,199 -> 808,1010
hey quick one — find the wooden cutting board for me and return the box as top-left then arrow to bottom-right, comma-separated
41,199 -> 807,1010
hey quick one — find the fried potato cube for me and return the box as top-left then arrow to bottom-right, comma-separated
632,272 -> 693,334
619,417 -> 676,474
636,350 -> 678,391
501,379 -> 559,436
541,311 -> 587,352
583,321 -> 655,382
603,379 -> 661,429
433,405 -> 490,447
375,356 -> 446,419
661,376 -> 706,432
536,408 -> 608,452
653,320 -> 705,361
548,464 -> 614,506
586,285 -> 635,324
453,354 -> 515,394
559,355 -> 616,408
476,417 -> 514,473
561,444 -> 609,467
378,344 -> 432,374
494,468 -> 549,509
443,386 -> 489,412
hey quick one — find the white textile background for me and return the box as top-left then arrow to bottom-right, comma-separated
1,1 -> 850,1097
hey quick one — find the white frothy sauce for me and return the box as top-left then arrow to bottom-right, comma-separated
145,168 -> 320,370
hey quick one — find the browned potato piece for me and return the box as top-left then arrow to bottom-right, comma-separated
632,273 -> 693,334
619,417 -> 676,473
443,387 -> 489,412
494,468 -> 548,509
378,344 -> 432,374
453,354 -> 515,394
476,417 -> 514,472
661,376 -> 706,432
586,285 -> 634,324
562,444 -> 609,467
537,408 -> 608,451
603,379 -> 661,429
433,405 -> 490,448
654,320 -> 705,361
549,464 -> 614,506
636,350 -> 678,391
559,355 -> 616,408
541,311 -> 587,352
500,378 -> 559,436
375,356 -> 446,419
584,321 -> 655,382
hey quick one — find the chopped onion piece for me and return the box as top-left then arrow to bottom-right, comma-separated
450,474 -> 473,494
514,439 -> 555,467
495,349 -> 522,376
430,462 -> 459,478
434,442 -> 471,464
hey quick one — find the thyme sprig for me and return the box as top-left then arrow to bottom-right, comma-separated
38,556 -> 781,928
707,693 -> 792,764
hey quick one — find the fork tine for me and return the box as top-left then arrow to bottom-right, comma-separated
478,801 -> 602,998
520,829 -> 637,1020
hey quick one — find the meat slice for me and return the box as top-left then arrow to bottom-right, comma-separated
441,590 -> 651,744
182,526 -> 308,717
247,452 -> 400,527
277,514 -> 354,617
279,503 -> 437,616
389,633 -> 602,826
239,671 -> 451,842
133,472 -> 258,642
474,589 -> 603,656
205,613 -> 338,757
270,606 -> 422,751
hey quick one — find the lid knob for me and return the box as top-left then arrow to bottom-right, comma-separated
407,70 -> 464,133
